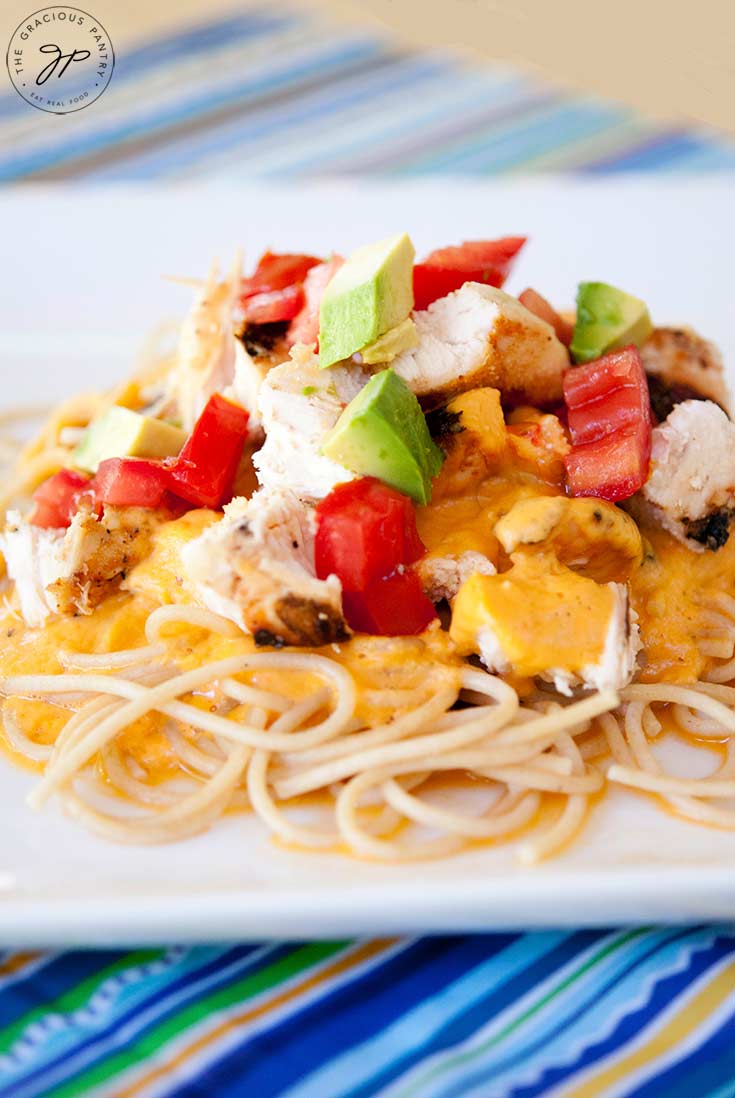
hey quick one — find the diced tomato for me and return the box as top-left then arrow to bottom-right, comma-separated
29,469 -> 91,528
518,288 -> 573,345
315,478 -> 425,592
564,427 -> 650,503
167,394 -> 250,509
241,284 -> 304,325
563,345 -> 652,502
413,237 -> 526,310
566,384 -> 645,447
564,348 -> 647,410
413,266 -> 479,310
315,477 -> 435,635
342,572 -> 437,636
240,252 -> 321,298
287,255 -> 344,347
92,458 -> 170,509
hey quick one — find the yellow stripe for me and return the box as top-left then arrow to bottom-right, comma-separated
118,939 -> 394,1098
566,959 -> 735,1098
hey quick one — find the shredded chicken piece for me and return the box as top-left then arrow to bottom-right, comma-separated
253,346 -> 358,501
417,551 -> 496,603
641,326 -> 729,418
182,489 -> 347,646
389,283 -> 569,408
638,400 -> 735,551
1,506 -> 160,627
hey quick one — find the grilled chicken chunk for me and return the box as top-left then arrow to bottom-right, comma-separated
639,400 -> 735,550
641,327 -> 729,420
253,348 -> 357,501
0,506 -> 159,627
181,489 -> 347,646
416,551 -> 496,603
389,283 -> 569,408
157,265 -> 289,432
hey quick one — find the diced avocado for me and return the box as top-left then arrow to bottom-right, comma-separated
74,406 -> 187,473
360,317 -> 419,365
321,369 -> 443,504
319,233 -> 415,369
571,281 -> 653,364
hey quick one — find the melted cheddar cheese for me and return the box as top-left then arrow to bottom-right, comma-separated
125,508 -> 219,605
631,523 -> 735,682
450,550 -> 617,677
417,391 -> 564,572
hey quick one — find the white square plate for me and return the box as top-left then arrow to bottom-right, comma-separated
1,180 -> 734,946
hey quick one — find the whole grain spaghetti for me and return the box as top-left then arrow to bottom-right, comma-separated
1,599 -> 735,862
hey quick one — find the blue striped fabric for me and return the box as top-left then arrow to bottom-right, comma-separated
1,4 -> 734,180
2,7 -> 735,1098
0,931 -> 733,1097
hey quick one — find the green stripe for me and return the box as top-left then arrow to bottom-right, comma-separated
0,951 -> 164,1055
398,928 -> 648,1097
44,941 -> 349,1098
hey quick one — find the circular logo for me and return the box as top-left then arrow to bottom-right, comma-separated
6,6 -> 114,114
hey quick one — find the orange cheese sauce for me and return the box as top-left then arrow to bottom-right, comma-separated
631,523 -> 735,682
417,404 -> 564,571
0,593 -> 165,775
450,552 -> 617,677
418,395 -> 735,686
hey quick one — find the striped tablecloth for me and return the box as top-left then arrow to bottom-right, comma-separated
2,5 -> 735,1097
1,931 -> 734,1097
2,5 -> 735,179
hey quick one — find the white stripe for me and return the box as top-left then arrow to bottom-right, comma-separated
7,945 -> 279,1098
551,951 -> 735,1098
376,932 -> 630,1098
120,940 -> 413,1098
0,23 -> 365,172
201,72 -> 527,179
89,51 -> 441,181
605,952 -> 735,1098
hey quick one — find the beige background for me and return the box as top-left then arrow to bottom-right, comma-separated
308,0 -> 735,135
4,0 -> 735,135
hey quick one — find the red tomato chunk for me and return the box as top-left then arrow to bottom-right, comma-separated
413,237 -> 526,311
93,458 -> 170,509
518,288 -> 573,346
287,256 -> 344,347
563,345 -> 652,502
315,478 -> 425,591
315,478 -> 436,636
167,394 -> 250,509
30,469 -> 91,529
241,284 -> 304,325
342,572 -> 437,636
240,252 -> 321,298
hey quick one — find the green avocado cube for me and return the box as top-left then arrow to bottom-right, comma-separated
319,233 -> 415,369
321,368 -> 444,504
360,317 -> 419,365
571,281 -> 653,364
74,406 -> 187,473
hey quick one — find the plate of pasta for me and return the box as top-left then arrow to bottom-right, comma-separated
1,181 -> 734,945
